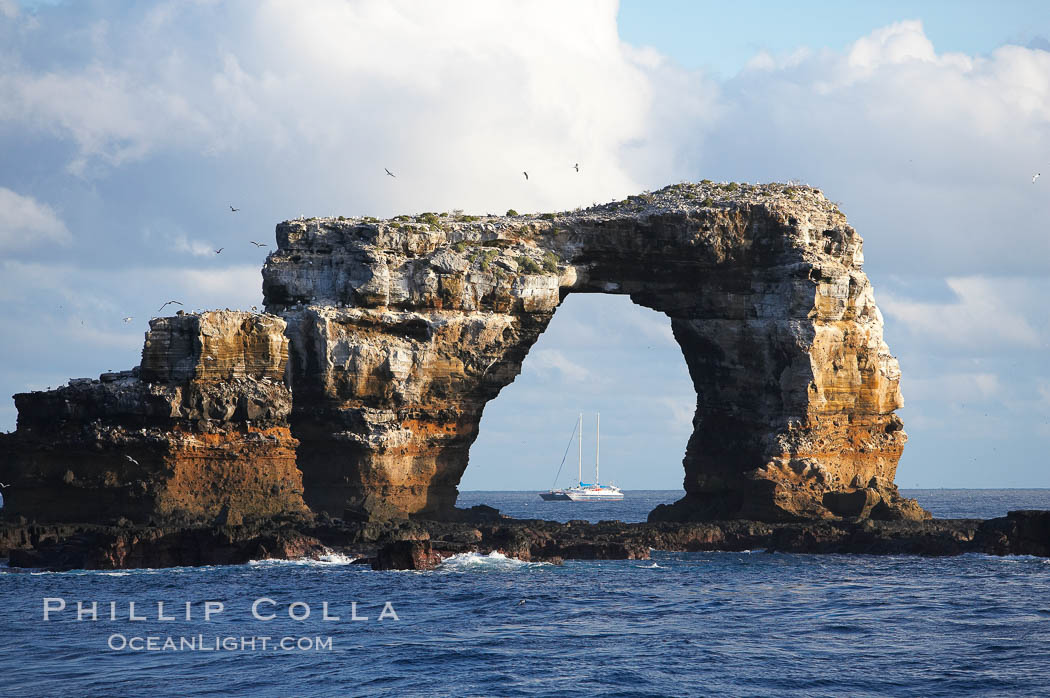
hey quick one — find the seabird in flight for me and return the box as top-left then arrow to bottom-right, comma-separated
249,241 -> 268,247
124,455 -> 139,466
122,316 -> 133,324
574,163 -> 579,172
385,168 -> 396,178
523,171 -> 528,180
157,300 -> 183,312
1034,173 -> 1041,183
215,247 -> 224,254
230,205 -> 240,212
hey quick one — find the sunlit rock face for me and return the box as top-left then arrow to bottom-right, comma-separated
0,312 -> 308,525
261,182 -> 925,522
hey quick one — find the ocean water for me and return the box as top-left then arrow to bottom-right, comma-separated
458,488 -> 1050,523
1,490 -> 1049,697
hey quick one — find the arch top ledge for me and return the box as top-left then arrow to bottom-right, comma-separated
0,182 -> 927,527
262,181 -> 863,316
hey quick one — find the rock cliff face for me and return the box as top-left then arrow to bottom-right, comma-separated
0,311 -> 308,524
0,181 -> 925,524
260,181 -> 923,522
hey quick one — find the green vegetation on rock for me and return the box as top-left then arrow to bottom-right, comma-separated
541,250 -> 559,273
517,256 -> 542,274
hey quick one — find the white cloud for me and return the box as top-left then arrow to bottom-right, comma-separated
0,187 -> 70,251
905,371 -> 1002,403
846,20 -> 938,71
881,276 -> 1045,350
0,1 -> 656,214
526,349 -> 593,382
0,260 -> 262,317
687,21 -> 1050,277
172,234 -> 218,257
660,396 -> 695,430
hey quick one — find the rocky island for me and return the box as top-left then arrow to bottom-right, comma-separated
1,181 -> 1046,569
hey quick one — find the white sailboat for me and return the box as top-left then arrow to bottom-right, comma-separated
539,413 -> 624,502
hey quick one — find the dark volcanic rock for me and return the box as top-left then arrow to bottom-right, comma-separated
973,510 -> 1050,556
4,519 -> 326,571
372,539 -> 444,571
6,511 -> 1050,571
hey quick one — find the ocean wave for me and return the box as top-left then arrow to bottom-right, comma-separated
248,550 -> 357,567
435,550 -> 547,573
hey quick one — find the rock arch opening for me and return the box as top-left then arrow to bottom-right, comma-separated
460,293 -> 695,495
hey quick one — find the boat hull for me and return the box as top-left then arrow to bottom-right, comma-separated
539,491 -> 572,501
539,486 -> 624,502
565,492 -> 624,501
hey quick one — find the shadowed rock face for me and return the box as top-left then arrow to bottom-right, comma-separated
259,182 -> 924,522
0,312 -> 308,524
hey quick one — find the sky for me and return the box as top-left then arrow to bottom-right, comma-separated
0,1 -> 1048,491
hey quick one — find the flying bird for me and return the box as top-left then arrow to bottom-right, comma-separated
574,163 -> 579,172
122,316 -> 133,324
215,247 -> 224,254
157,300 -> 183,312
385,168 -> 396,178
124,455 -> 139,466
0,482 -> 9,488
523,171 -> 529,180
249,241 -> 268,247
1034,173 -> 1041,183
229,205 -> 240,212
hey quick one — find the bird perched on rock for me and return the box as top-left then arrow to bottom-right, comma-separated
385,168 -> 396,178
249,240 -> 268,247
229,205 -> 240,212
523,171 -> 529,180
157,300 -> 183,312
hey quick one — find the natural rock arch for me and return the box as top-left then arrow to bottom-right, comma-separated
0,182 -> 924,525
263,182 -> 924,522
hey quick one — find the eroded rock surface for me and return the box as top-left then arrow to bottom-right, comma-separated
0,311 -> 308,524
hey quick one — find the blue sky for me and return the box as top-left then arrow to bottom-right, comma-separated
619,0 -> 1050,77
0,1 -> 1048,491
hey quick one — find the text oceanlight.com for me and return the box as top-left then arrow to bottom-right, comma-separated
108,635 -> 334,652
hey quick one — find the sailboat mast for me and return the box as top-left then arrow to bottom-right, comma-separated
596,412 -> 600,484
577,413 -> 582,485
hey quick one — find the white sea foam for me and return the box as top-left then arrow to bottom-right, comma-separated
249,550 -> 357,567
436,550 -> 544,572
